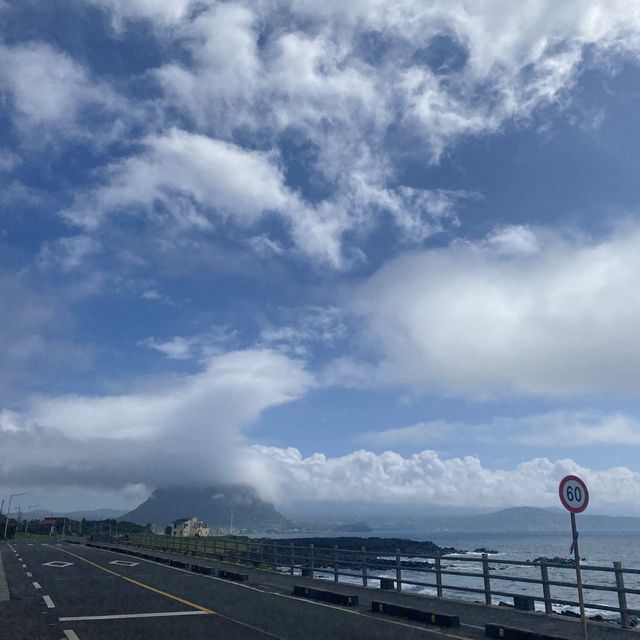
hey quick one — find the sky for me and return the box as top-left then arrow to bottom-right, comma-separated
3,0 -> 640,515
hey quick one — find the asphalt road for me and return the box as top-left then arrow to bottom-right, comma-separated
0,539 -> 484,640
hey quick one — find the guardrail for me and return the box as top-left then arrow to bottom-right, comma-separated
92,533 -> 639,627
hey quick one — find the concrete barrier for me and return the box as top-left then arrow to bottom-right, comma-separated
372,601 -> 460,628
293,585 -> 359,607
190,565 -> 213,575
513,596 -> 536,611
379,578 -> 395,590
218,569 -> 249,582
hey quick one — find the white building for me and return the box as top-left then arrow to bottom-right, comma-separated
169,517 -> 209,537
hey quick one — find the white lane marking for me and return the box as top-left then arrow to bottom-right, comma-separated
59,610 -> 208,622
21,564 -> 27,568
26,572 -> 32,577
78,545 -> 456,639
17,557 -> 22,561
33,581 -> 42,589
43,595 -> 55,608
109,560 -> 139,567
43,561 -> 74,568
63,631 -> 80,640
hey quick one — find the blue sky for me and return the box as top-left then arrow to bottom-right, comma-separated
3,0 -> 640,514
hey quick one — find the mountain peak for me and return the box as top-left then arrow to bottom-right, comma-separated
121,484 -> 289,531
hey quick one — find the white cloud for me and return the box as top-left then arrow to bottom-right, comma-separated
1,349 -> 313,492
352,225 -> 640,397
38,236 -> 102,272
255,444 -> 640,511
64,128 -> 349,266
138,336 -> 196,360
0,42 -> 123,140
357,411 -> 640,449
259,306 -> 348,356
61,1 -> 640,268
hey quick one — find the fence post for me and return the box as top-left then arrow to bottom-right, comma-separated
222,537 -> 227,560
540,559 -> 552,614
614,561 -> 629,628
482,553 -> 492,605
310,544 -> 315,577
362,546 -> 368,587
334,546 -> 339,582
396,549 -> 402,592
435,555 -> 443,598
273,542 -> 278,572
290,543 -> 295,576
235,538 -> 239,563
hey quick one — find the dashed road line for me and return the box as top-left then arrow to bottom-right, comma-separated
60,610 -> 209,622
43,595 -> 55,608
21,564 -> 27,568
63,631 -> 80,640
26,571 -> 32,577
33,581 -> 41,589
44,545 -> 215,615
75,544 -> 474,640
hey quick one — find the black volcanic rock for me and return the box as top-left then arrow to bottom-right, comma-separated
330,521 -> 373,533
531,556 -> 578,566
121,485 -> 289,530
255,536 -> 461,570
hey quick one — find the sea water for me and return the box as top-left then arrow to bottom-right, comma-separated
263,529 -> 640,619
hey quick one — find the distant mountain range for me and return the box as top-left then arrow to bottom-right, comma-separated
359,507 -> 640,533
121,484 -> 290,530
24,501 -> 640,535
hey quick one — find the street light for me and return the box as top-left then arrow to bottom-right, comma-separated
24,505 -> 41,534
3,493 -> 26,539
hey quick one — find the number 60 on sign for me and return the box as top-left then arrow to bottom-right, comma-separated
559,475 -> 589,513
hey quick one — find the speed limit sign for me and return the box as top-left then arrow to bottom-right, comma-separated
559,475 -> 589,513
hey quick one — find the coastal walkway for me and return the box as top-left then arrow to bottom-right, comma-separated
2,536 -> 636,640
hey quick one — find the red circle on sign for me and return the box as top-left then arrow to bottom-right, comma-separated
559,475 -> 589,513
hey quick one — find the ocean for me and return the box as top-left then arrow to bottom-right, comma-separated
261,529 -> 640,619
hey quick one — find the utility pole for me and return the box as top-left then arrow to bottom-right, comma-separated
3,493 -> 26,539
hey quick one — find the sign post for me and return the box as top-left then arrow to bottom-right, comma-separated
559,475 -> 589,640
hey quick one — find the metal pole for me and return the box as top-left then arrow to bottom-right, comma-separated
361,546 -> 368,587
396,549 -> 402,592
3,496 -> 12,539
571,512 -> 588,640
540,559 -> 552,614
482,553 -> 492,605
3,493 -> 26,539
435,555 -> 443,598
614,561 -> 629,628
